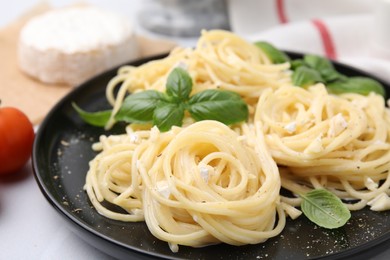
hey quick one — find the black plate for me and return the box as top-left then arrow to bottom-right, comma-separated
33,53 -> 390,260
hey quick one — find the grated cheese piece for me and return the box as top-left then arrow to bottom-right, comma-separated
367,193 -> 390,211
284,121 -> 297,133
156,181 -> 171,199
328,113 -> 348,137
364,176 -> 378,190
129,134 -> 139,143
199,166 -> 210,183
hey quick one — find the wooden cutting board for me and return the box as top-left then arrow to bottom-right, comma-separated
0,2 -> 176,125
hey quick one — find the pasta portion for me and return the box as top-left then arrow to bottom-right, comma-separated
85,121 -> 285,251
105,30 -> 291,128
81,29 -> 390,252
255,84 -> 390,211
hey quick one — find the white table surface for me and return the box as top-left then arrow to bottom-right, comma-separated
1,1 -> 390,260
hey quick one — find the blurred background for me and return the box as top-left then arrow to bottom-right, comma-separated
0,0 -> 381,46
2,0 -> 388,77
0,0 -> 386,57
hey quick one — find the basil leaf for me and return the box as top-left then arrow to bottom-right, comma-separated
188,89 -> 248,125
115,90 -> 166,123
72,102 -> 111,127
327,77 -> 385,97
301,189 -> 351,229
292,66 -> 324,87
291,59 -> 305,70
254,41 -> 290,64
166,67 -> 193,102
303,54 -> 345,82
153,102 -> 185,132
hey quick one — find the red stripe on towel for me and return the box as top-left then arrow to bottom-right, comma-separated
312,19 -> 337,59
276,0 -> 288,24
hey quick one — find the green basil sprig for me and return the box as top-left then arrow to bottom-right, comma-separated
254,41 -> 290,64
302,54 -> 346,82
188,90 -> 249,125
115,90 -> 166,123
292,55 -> 384,96
72,103 -> 111,127
254,42 -> 385,97
165,66 -> 193,101
327,77 -> 385,97
74,68 -> 248,131
153,102 -> 185,132
301,189 -> 351,229
291,66 -> 324,88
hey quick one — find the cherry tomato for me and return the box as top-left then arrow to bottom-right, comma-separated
0,104 -> 35,175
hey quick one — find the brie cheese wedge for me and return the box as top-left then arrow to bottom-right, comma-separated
18,6 -> 139,85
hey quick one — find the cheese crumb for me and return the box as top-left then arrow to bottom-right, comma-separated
129,134 -> 139,143
364,176 -> 378,190
368,193 -> 390,211
328,113 -> 348,137
284,121 -> 297,133
199,166 -> 210,183
156,181 -> 170,199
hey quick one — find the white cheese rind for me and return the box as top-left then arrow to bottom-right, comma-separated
18,7 -> 138,85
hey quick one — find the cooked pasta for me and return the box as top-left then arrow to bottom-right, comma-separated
83,29 -> 390,252
105,30 -> 291,128
85,121 -> 285,251
254,84 -> 390,211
